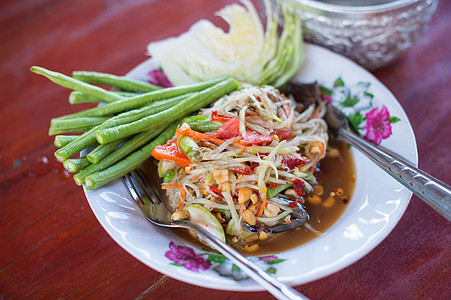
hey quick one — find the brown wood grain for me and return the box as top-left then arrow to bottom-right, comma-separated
1,0 -> 450,299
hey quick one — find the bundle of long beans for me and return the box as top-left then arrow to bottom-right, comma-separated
31,66 -> 240,189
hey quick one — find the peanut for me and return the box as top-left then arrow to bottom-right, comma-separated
242,209 -> 256,225
264,203 -> 280,218
171,210 -> 190,221
244,244 -> 260,252
307,194 -> 322,205
238,187 -> 253,204
323,196 -> 336,208
312,185 -> 324,196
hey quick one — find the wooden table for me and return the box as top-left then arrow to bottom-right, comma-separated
1,0 -> 450,298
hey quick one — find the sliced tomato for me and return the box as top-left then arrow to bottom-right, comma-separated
214,117 -> 240,139
272,129 -> 292,141
239,131 -> 273,146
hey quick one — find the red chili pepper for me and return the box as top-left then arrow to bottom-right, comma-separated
250,162 -> 259,171
211,110 -> 234,122
214,117 -> 240,139
208,185 -> 223,197
283,158 -> 310,170
231,168 -> 252,175
288,201 -> 298,208
293,179 -> 306,196
151,142 -> 191,167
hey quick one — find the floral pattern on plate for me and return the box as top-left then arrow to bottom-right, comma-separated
165,242 -> 286,281
322,77 -> 401,145
85,44 -> 417,290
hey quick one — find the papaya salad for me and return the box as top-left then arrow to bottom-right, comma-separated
150,83 -> 350,253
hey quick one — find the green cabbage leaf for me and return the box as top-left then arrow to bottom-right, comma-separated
147,0 -> 303,88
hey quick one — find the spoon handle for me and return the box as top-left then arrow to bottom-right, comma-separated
339,129 -> 451,221
183,222 -> 309,300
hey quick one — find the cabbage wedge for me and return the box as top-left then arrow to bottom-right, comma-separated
147,0 -> 303,88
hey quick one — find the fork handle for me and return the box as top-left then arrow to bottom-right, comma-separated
185,222 -> 309,300
339,129 -> 451,221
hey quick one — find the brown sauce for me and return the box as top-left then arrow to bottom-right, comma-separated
241,140 -> 356,255
154,140 -> 356,256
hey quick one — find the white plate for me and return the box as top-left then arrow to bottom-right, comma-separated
83,43 -> 417,290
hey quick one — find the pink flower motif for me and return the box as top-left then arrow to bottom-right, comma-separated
165,242 -> 211,272
362,105 -> 392,145
321,94 -> 333,103
147,68 -> 173,87
259,255 -> 278,262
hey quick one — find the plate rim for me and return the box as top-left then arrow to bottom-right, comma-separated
83,42 -> 418,291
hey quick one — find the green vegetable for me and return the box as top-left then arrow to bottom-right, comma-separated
183,204 -> 226,243
95,77 -> 239,144
69,91 -> 135,104
182,115 -> 206,123
147,0 -> 303,87
54,126 -> 100,161
54,135 -> 79,148
53,94 -> 189,161
187,120 -> 220,132
179,136 -> 202,163
264,2 -> 303,87
54,77 -> 226,120
49,117 -> 109,135
63,157 -> 91,172
73,125 -> 168,185
86,138 -> 125,164
105,94 -> 190,127
163,170 -> 175,183
84,123 -> 178,189
30,66 -> 124,103
72,71 -> 163,93
267,183 -> 292,199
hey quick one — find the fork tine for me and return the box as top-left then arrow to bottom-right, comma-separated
134,169 -> 164,204
124,173 -> 146,206
130,169 -> 157,206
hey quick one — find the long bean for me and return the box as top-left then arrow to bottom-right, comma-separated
95,77 -> 239,144
49,117 -> 109,135
53,94 -> 188,161
63,157 -> 91,172
267,183 -> 293,199
73,125 -> 168,185
84,123 -> 179,190
108,93 -> 190,125
179,136 -> 201,163
54,77 -> 226,120
30,66 -> 124,103
182,115 -> 206,123
54,135 -> 79,148
54,126 -> 100,161
69,91 -> 135,104
188,120 -> 220,132
73,71 -> 162,93
86,138 -> 124,164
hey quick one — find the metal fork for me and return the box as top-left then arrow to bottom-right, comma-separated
124,169 -> 309,300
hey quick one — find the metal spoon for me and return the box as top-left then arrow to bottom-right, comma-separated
124,169 -> 309,300
324,103 -> 451,221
